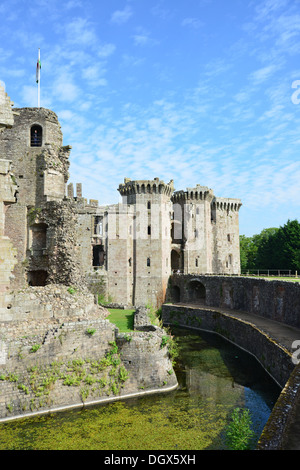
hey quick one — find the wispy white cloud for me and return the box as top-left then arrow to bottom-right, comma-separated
52,72 -> 80,102
64,0 -> 84,9
132,27 -> 159,47
2,0 -> 300,237
110,5 -> 133,25
63,17 -> 98,46
181,17 -> 204,29
254,0 -> 290,22
97,43 -> 116,58
82,64 -> 108,86
249,63 -> 283,84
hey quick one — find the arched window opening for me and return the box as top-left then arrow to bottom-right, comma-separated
93,245 -> 105,267
30,223 -> 47,253
172,285 -> 180,303
171,249 -> 183,273
93,216 -> 103,236
31,125 -> 43,147
188,280 -> 206,304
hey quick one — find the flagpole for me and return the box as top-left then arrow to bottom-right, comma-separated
37,48 -> 40,108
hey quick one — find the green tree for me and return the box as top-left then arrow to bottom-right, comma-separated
239,235 -> 252,270
255,227 -> 279,269
239,235 -> 261,270
239,229 -> 277,270
274,220 -> 300,271
240,220 -> 300,272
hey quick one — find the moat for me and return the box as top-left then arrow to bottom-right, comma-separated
0,327 -> 280,450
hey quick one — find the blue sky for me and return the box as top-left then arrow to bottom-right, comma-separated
0,0 -> 300,237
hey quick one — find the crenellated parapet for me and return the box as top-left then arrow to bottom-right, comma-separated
118,177 -> 174,198
172,184 -> 214,203
66,182 -> 99,209
212,197 -> 242,212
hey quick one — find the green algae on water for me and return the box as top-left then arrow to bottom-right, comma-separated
0,328 -> 280,450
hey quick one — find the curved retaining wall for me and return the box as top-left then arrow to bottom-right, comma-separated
161,304 -> 298,449
168,275 -> 300,328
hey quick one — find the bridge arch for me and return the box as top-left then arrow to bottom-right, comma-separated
171,285 -> 181,303
187,279 -> 206,304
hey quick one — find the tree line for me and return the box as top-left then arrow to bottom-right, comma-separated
240,219 -> 300,272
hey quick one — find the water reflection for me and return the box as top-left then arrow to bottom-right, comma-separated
173,327 -> 280,444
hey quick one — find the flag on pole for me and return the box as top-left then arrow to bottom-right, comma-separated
36,51 -> 41,83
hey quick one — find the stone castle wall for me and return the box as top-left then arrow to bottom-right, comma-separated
168,274 -> 300,328
0,159 -> 18,295
162,303 -> 293,388
211,199 -> 241,274
0,107 -> 73,291
0,286 -> 177,422
163,276 -> 300,450
73,178 -> 242,308
0,83 -> 15,130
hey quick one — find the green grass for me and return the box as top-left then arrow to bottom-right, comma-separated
107,309 -> 135,332
256,277 -> 300,282
265,277 -> 300,282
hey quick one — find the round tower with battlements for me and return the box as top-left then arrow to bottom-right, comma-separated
115,178 -> 174,307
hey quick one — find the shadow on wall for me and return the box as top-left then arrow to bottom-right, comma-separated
188,280 -> 206,304
27,270 -> 48,286
171,280 -> 206,305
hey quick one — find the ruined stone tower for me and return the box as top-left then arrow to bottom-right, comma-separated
0,105 -> 82,289
0,84 -> 18,297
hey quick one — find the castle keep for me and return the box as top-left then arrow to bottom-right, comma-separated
0,83 -> 242,309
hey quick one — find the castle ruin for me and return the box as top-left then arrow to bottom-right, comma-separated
0,83 -> 242,309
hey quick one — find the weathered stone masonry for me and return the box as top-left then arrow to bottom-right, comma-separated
0,84 -> 177,421
0,285 -> 177,421
164,274 -> 300,450
0,84 -> 242,308
167,274 -> 300,328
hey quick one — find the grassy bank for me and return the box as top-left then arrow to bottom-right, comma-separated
106,307 -> 162,333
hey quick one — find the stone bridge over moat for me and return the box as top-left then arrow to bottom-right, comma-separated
163,274 -> 300,450
166,274 -> 300,328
